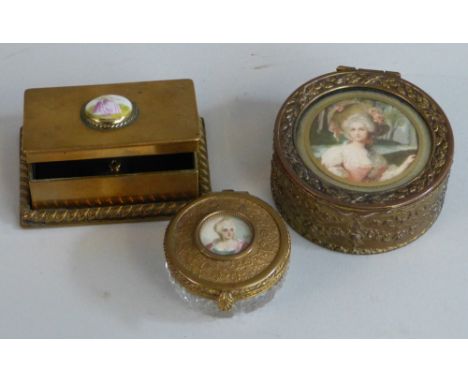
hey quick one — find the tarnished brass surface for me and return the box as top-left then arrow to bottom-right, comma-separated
21,79 -> 208,213
20,123 -> 211,227
272,154 -> 448,254
271,67 -> 454,254
23,80 -> 200,163
164,191 -> 290,311
30,171 -> 199,209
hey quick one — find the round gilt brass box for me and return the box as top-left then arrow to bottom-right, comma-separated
164,191 -> 290,313
271,66 -> 453,254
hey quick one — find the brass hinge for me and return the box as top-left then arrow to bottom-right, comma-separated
336,65 -> 401,78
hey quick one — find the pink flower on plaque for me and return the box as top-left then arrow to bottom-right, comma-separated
92,97 -> 122,116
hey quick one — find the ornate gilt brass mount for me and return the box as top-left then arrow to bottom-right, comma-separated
164,191 -> 290,312
271,66 -> 453,254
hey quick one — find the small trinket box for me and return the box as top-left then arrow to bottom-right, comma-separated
271,66 -> 454,254
20,79 -> 211,226
164,191 -> 290,314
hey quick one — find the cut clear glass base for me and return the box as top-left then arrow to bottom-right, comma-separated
166,262 -> 287,317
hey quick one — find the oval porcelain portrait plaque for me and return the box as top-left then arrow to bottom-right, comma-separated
81,94 -> 138,130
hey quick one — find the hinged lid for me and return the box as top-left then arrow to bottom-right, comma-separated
164,191 -> 290,311
274,66 -> 453,208
23,79 -> 201,163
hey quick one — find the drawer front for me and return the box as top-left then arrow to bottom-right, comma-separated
30,170 -> 199,208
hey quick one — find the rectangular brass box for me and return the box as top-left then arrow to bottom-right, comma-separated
20,79 -> 211,226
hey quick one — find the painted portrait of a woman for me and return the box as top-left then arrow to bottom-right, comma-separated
321,112 -> 416,183
202,217 -> 251,256
299,96 -> 422,187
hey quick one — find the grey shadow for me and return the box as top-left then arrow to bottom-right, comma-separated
69,221 -> 216,333
201,98 -> 282,201
0,116 -> 21,227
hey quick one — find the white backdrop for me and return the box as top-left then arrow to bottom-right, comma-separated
0,44 -> 466,338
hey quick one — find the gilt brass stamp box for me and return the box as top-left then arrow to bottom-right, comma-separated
271,67 -> 453,254
20,79 -> 211,226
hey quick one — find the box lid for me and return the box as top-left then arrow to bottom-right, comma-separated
23,79 -> 201,163
164,191 -> 290,312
